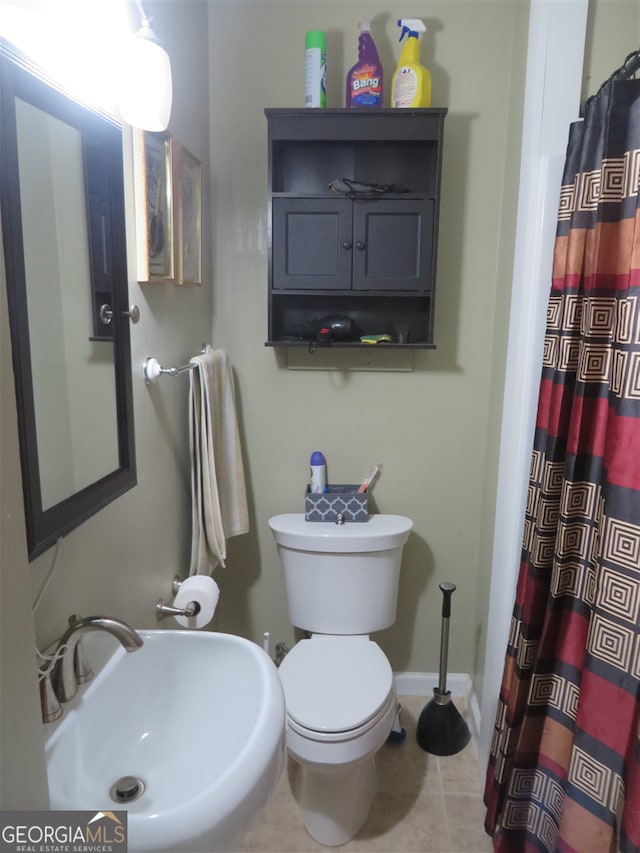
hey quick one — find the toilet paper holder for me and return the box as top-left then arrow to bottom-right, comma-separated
156,575 -> 201,621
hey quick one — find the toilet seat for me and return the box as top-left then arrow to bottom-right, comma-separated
278,636 -> 393,735
286,690 -> 396,745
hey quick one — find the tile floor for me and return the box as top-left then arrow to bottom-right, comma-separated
236,695 -> 494,853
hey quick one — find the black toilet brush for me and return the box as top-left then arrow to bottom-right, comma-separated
416,582 -> 471,755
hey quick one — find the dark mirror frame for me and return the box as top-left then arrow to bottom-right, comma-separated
0,44 -> 136,560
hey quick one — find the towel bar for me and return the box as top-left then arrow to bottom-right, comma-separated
143,345 -> 209,385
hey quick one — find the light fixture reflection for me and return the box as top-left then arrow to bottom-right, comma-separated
119,1 -> 172,131
0,1 -> 131,116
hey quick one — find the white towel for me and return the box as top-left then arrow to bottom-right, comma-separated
188,346 -> 249,575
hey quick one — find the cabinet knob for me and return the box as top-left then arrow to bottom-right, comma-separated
342,240 -> 352,250
356,241 -> 366,250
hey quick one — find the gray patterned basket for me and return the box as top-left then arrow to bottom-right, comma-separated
305,485 -> 369,522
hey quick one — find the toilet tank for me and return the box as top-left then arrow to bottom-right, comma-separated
268,514 -> 413,634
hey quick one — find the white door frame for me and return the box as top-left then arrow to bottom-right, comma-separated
478,0 -> 589,767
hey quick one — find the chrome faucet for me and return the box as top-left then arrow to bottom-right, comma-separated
51,615 -> 143,703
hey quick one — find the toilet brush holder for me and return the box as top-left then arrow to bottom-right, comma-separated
416,582 -> 471,755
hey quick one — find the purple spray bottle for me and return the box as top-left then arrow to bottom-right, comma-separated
345,20 -> 383,108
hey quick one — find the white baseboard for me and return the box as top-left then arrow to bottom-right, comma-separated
469,689 -> 482,738
393,671 -> 481,737
393,671 -> 472,698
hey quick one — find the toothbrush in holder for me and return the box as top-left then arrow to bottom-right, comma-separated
358,462 -> 382,493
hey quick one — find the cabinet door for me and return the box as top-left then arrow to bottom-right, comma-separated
352,199 -> 434,291
272,197 -> 353,290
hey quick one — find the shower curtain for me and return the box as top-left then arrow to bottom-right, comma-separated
484,65 -> 640,853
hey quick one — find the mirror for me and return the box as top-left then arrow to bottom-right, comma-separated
1,46 -> 136,559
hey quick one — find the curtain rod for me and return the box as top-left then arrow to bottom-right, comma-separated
581,49 -> 640,117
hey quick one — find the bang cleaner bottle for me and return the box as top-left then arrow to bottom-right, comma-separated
345,20 -> 383,108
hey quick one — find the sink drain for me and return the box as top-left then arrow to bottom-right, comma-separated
110,775 -> 145,804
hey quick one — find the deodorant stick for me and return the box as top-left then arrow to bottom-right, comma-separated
309,451 -> 327,493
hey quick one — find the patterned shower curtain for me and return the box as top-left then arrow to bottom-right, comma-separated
484,69 -> 640,853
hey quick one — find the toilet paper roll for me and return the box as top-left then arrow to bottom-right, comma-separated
173,575 -> 220,629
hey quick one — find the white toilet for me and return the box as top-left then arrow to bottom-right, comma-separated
268,513 -> 413,846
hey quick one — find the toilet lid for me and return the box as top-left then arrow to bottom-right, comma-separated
278,637 -> 393,733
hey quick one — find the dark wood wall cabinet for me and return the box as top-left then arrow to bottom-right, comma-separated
265,108 -> 447,349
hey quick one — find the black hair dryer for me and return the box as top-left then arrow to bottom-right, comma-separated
314,315 -> 358,348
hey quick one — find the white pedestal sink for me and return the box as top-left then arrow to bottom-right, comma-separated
45,629 -> 286,852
